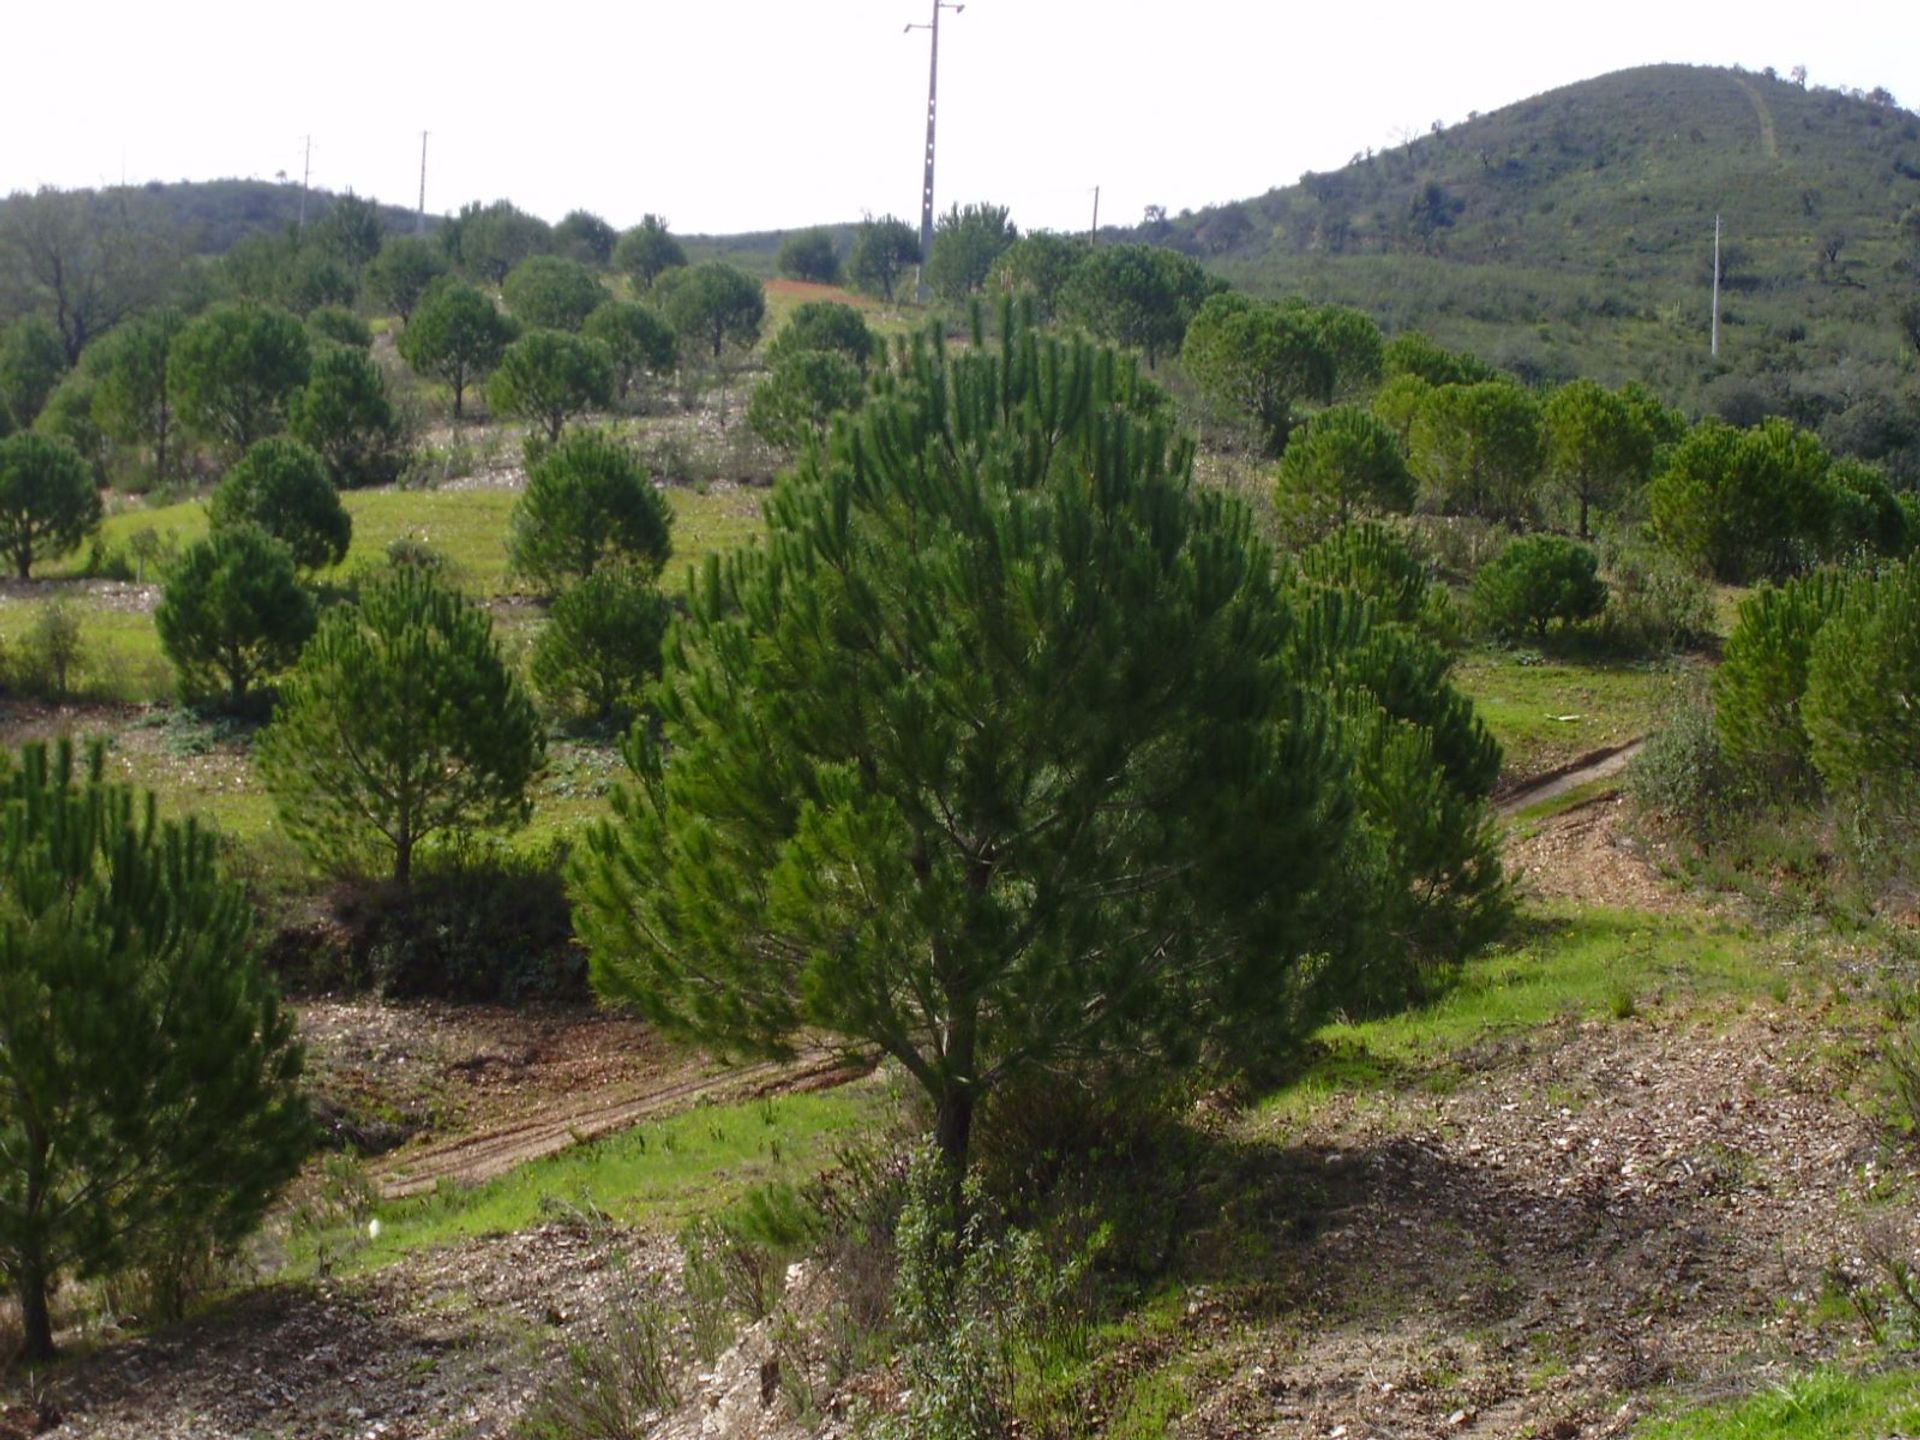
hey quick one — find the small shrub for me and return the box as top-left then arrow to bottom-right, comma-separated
329,836 -> 580,1000
305,306 -> 373,351
745,349 -> 866,452
1714,568 -> 1852,786
513,1284 -> 681,1440
1805,556 -> 1920,839
530,564 -> 672,727
1472,533 -> 1608,640
16,598 -> 86,699
1599,541 -> 1712,656
1629,687 -> 1750,842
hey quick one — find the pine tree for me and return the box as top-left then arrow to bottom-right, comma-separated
256,564 -> 543,885
0,741 -> 309,1360
573,315 -> 1353,1175
156,525 -> 317,711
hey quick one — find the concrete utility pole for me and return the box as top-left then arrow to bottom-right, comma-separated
1089,185 -> 1100,246
1711,213 -> 1721,359
417,131 -> 430,235
905,0 -> 964,302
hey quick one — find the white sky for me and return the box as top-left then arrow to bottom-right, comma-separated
5,0 -> 1916,237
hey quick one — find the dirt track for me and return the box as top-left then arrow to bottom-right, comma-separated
1496,738 -> 1645,816
371,1048 -> 863,1200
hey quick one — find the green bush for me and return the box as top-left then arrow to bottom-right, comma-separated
156,526 -> 317,712
1713,568 -> 1852,785
508,428 -> 673,594
289,346 -> 408,489
305,305 -> 373,351
746,349 -> 866,452
502,255 -> 607,333
530,564 -> 672,726
209,436 -> 351,569
1598,540 -> 1712,656
1629,686 -> 1750,841
1805,557 -> 1920,836
1471,534 -> 1608,639
765,302 -> 875,372
330,837 -> 581,1000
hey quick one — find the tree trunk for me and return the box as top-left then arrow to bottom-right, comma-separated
452,378 -> 465,421
1578,493 -> 1590,541
932,1087 -> 975,1202
18,1267 -> 54,1362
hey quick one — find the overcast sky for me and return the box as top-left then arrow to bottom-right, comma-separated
5,0 -> 1915,237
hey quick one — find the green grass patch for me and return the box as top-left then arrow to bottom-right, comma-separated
1454,651 -> 1680,782
1504,775 -> 1625,831
1636,1368 -> 1920,1439
1257,906 -> 1779,1127
298,1084 -> 881,1276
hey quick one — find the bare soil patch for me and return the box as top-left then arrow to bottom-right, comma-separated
1506,790 -> 1688,915
1181,998 -> 1906,1438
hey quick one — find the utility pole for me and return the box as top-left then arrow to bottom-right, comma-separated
905,0 -> 964,302
1089,185 -> 1100,246
298,136 -> 312,228
1710,213 -> 1721,359
417,131 -> 430,235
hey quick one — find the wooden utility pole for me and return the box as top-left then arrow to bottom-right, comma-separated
906,1 -> 964,302
1711,214 -> 1722,359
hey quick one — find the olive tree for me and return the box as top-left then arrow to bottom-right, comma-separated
655,263 -> 765,362
846,216 -> 920,302
584,302 -> 678,401
613,215 -> 688,291
395,279 -> 515,421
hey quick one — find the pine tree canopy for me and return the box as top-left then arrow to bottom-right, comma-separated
573,312 -> 1361,1174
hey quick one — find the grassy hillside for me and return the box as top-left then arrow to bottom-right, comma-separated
1126,66 -> 1920,417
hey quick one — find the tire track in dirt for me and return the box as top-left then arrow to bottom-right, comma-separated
370,1048 -> 865,1200
1495,738 -> 1644,817
1729,71 -> 1780,159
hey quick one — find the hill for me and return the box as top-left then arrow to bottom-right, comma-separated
0,178 -> 429,256
1121,65 -> 1920,425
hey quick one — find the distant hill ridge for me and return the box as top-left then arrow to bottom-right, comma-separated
1113,64 -> 1920,404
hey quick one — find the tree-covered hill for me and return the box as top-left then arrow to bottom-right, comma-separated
1119,65 -> 1920,421
0,179 -> 428,256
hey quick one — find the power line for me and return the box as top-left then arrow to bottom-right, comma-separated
905,0 -> 964,302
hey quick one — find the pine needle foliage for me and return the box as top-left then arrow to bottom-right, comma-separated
0,740 -> 309,1360
574,312 -> 1354,1174
256,565 -> 544,885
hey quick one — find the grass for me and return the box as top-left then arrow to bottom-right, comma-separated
1635,1368 -> 1920,1439
1256,905 -> 1783,1128
1454,649 -> 1680,781
49,483 -> 766,602
295,1084 -> 883,1276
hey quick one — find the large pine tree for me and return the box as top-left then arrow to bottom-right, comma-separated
573,316 -> 1355,1175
